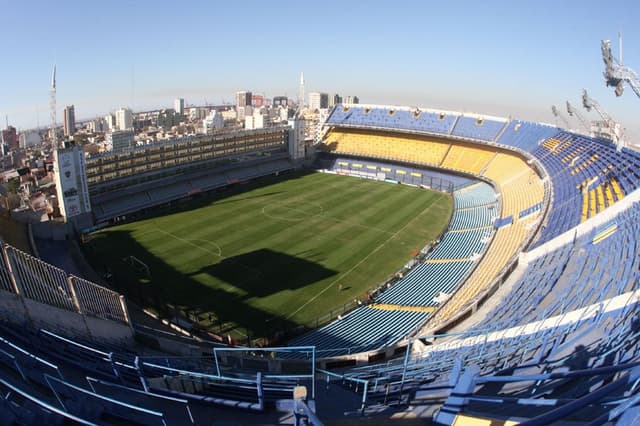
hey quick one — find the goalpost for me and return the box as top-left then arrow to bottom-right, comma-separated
122,255 -> 151,277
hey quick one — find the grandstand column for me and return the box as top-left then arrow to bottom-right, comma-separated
398,338 -> 412,399
1,243 -> 21,295
287,118 -> 306,163
134,356 -> 150,392
53,145 -> 94,232
67,276 -> 93,338
1,243 -> 35,327
118,295 -> 134,331
66,276 -> 83,314
256,372 -> 264,411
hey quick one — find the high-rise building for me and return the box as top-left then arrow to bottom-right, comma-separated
174,98 -> 185,115
308,92 -> 329,110
19,131 -> 41,149
115,108 -> 133,131
89,118 -> 108,133
202,110 -> 224,134
273,96 -> 288,107
252,94 -> 265,108
1,126 -> 18,150
236,105 -> 253,122
276,105 -> 289,123
245,108 -> 269,130
344,95 -> 360,104
235,91 -> 252,108
329,94 -> 343,108
63,105 -> 76,137
189,107 -> 208,121
106,130 -> 135,152
156,109 -> 178,128
105,113 -> 116,131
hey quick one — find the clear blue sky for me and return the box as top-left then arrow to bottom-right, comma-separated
1,0 -> 639,139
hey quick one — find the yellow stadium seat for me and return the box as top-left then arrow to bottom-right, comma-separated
611,178 -> 624,200
589,189 -> 597,218
596,185 -> 606,212
581,191 -> 589,222
324,129 -> 451,166
604,184 -> 615,206
322,128 -> 544,325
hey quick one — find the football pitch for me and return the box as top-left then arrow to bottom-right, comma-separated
86,171 -> 453,341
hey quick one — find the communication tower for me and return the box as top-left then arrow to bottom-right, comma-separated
50,65 -> 58,149
299,72 -> 305,112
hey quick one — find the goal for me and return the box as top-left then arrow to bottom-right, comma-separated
122,255 -> 151,277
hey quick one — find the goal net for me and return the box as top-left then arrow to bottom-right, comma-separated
122,255 -> 151,277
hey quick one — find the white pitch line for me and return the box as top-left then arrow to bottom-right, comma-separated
186,239 -> 223,257
262,201 -> 396,236
156,229 -> 223,258
155,228 -> 262,278
261,201 -> 324,222
284,201 -> 442,320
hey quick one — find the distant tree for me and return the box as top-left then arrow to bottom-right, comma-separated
5,178 -> 20,195
6,194 -> 21,210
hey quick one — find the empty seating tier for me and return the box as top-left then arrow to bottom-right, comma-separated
327,105 -> 459,135
324,129 -> 451,167
451,115 -> 508,141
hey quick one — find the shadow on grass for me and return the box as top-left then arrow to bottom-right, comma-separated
111,169 -> 316,225
85,230 -> 337,341
198,248 -> 336,297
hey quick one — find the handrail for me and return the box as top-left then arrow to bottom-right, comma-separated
317,368 -> 369,413
0,377 -> 98,426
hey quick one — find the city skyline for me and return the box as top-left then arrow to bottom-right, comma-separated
1,0 -> 639,139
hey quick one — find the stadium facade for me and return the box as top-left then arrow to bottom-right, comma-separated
0,103 -> 639,424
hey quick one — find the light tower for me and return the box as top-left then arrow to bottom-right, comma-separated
566,101 -> 590,132
551,105 -> 570,128
582,89 -> 624,149
50,65 -> 58,150
601,34 -> 640,98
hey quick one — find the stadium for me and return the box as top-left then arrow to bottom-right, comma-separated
1,41 -> 640,426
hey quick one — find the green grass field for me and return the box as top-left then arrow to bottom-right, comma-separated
85,171 -> 453,340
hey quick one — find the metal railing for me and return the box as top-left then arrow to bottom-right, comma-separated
0,241 -> 130,327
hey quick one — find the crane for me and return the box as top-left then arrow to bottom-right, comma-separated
566,101 -> 590,132
582,89 -> 624,149
601,34 -> 640,99
551,105 -> 570,128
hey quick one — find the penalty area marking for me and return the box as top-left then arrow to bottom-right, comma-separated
151,229 -> 255,339
155,229 -> 223,258
185,238 -> 223,258
155,228 -> 262,279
